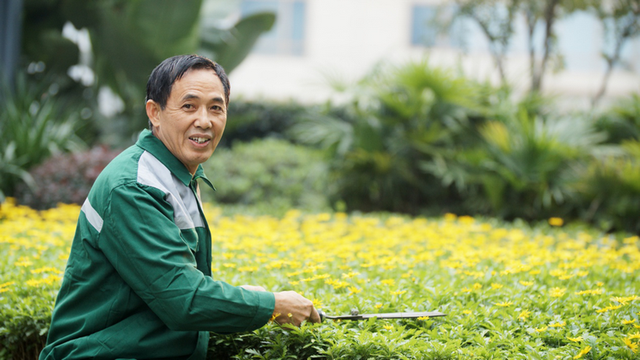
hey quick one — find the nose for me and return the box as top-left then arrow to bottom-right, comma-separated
194,108 -> 212,129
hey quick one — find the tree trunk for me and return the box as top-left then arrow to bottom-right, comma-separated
525,10 -> 538,92
531,0 -> 560,92
592,42 -> 623,108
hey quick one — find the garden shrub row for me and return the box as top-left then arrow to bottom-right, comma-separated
1,200 -> 639,359
7,61 -> 640,234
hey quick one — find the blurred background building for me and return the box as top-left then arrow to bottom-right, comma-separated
220,0 -> 640,107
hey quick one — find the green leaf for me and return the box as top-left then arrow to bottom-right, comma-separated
199,12 -> 276,73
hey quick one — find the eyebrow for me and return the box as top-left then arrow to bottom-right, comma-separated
181,94 -> 225,105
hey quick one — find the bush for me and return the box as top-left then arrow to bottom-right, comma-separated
443,109 -> 606,221
201,138 -> 330,215
574,140 -> 640,233
594,93 -> 640,144
219,99 -> 310,148
291,60 -> 480,215
14,146 -> 121,210
0,75 -> 87,201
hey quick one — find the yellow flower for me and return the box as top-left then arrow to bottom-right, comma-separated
383,325 -> 393,330
26,279 -> 42,287
575,289 -> 603,296
622,319 -> 637,325
375,303 -> 383,309
549,287 -> 566,298
287,313 -> 293,318
473,283 -> 482,290
535,326 -> 548,332
491,283 -> 503,290
417,316 -> 429,321
520,281 -> 534,287
463,310 -> 472,315
567,336 -> 583,342
518,310 -> 531,320
380,279 -> 395,286
628,333 -> 640,340
549,321 -> 566,328
390,290 -> 407,296
623,338 -> 638,353
495,301 -> 513,307
573,346 -> 591,359
312,299 -> 323,309
548,217 -> 564,227
342,271 -> 360,279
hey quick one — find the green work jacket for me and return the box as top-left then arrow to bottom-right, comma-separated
39,130 -> 275,360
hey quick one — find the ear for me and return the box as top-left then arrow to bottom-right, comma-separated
146,100 -> 162,129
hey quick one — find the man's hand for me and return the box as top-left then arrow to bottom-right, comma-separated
272,291 -> 321,326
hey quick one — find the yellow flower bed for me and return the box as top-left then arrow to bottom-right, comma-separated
1,199 -> 639,358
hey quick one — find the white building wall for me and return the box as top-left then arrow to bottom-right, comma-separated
228,0 -> 640,107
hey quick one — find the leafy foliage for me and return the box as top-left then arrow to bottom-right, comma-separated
574,139 -> 640,233
594,93 -> 640,143
17,0 -> 275,144
0,75 -> 86,201
220,100 -> 310,148
448,108 -> 606,220
13,146 -> 121,210
201,138 -> 330,216
291,60 -> 480,214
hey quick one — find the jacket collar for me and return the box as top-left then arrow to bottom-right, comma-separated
136,129 -> 214,190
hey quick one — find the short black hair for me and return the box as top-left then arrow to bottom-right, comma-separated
146,54 -> 230,111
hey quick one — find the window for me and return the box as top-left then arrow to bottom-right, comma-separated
411,4 -> 466,49
241,0 -> 306,56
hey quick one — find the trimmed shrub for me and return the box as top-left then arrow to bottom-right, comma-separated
15,146 -> 121,210
201,138 -> 330,215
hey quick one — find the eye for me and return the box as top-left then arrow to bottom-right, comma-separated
211,105 -> 223,111
182,104 -> 194,110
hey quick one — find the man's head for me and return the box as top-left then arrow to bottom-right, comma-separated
145,54 -> 230,174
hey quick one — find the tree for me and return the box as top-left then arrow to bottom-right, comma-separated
15,0 -> 275,143
0,0 -> 275,198
591,0 -> 640,107
454,0 -> 522,85
451,0 -> 589,93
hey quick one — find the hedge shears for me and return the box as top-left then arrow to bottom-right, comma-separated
318,309 -> 446,322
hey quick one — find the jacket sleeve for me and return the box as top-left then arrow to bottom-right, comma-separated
98,183 -> 275,333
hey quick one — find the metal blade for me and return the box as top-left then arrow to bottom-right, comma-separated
318,310 -> 446,322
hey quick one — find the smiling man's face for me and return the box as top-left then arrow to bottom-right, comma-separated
146,68 -> 227,174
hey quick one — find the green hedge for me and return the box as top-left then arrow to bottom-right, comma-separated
201,138 -> 330,216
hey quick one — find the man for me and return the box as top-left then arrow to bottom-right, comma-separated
39,54 -> 320,360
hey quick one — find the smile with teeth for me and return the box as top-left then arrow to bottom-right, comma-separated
189,137 -> 210,144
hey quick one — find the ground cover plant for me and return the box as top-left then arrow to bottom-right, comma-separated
0,199 -> 639,359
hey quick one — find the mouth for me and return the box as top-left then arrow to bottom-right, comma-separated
189,136 -> 211,145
